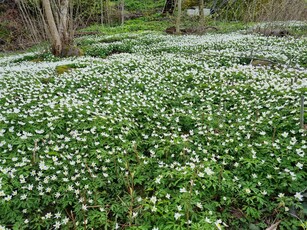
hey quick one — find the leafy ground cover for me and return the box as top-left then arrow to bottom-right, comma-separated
0,21 -> 307,230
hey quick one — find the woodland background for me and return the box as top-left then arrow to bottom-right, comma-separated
0,0 -> 306,51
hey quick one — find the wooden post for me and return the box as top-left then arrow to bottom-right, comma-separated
300,95 -> 305,129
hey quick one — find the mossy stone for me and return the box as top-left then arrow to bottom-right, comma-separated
60,45 -> 84,57
251,60 -> 273,67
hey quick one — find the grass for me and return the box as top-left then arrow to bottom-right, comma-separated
80,16 -> 172,35
79,17 -> 307,37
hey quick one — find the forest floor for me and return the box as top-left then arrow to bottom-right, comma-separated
0,20 -> 307,230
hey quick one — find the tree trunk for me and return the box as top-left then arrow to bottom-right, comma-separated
58,0 -> 70,46
121,0 -> 125,26
199,0 -> 205,27
18,0 -> 40,43
105,0 -> 111,25
101,0 -> 104,25
175,0 -> 182,34
42,0 -> 62,56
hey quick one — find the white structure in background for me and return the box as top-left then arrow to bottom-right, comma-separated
187,6 -> 211,17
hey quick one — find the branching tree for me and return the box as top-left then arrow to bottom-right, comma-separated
42,0 -> 79,56
16,0 -> 81,57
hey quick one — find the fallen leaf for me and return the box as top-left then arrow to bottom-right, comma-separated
266,221 -> 281,230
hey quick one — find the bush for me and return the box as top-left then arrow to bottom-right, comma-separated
215,0 -> 307,22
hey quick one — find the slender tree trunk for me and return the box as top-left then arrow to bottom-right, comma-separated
69,0 -> 75,38
58,0 -> 70,45
101,0 -> 104,25
18,0 -> 40,43
121,0 -> 125,26
199,0 -> 205,27
175,0 -> 182,34
105,0 -> 111,25
42,0 -> 62,56
37,5 -> 51,41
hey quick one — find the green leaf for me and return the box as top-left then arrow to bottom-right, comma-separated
303,201 -> 307,215
249,223 -> 261,230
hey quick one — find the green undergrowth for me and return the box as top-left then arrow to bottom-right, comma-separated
0,24 -> 9,41
290,25 -> 307,37
12,51 -> 61,63
83,41 -> 134,58
212,21 -> 254,33
80,17 -> 171,35
123,0 -> 165,12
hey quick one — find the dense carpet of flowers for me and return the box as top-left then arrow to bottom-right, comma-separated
0,24 -> 307,229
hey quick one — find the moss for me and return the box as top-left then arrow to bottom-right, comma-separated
40,77 -> 55,84
55,63 -> 87,75
60,46 -> 84,57
55,65 -> 71,75
251,59 -> 273,67
30,58 -> 44,63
